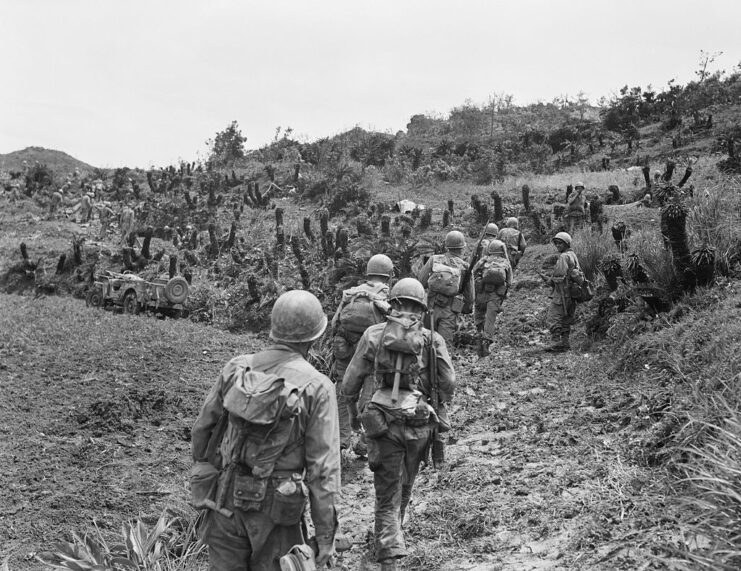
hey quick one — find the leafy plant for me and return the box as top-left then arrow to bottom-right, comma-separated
38,510 -> 204,571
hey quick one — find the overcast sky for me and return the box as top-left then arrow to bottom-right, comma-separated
1,0 -> 739,168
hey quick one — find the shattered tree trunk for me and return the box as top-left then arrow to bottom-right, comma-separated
169,255 -> 177,279
208,224 -> 219,259
141,227 -> 153,259
290,236 -> 311,290
661,201 -> 695,293
492,193 -> 503,223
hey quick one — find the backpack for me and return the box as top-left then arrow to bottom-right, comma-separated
374,312 -> 426,392
221,356 -> 306,479
428,259 -> 462,296
481,258 -> 508,286
566,257 -> 594,303
338,286 -> 389,334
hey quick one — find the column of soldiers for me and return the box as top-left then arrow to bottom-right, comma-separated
191,218 -> 582,570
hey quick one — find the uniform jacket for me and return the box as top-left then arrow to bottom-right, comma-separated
472,253 -> 513,297
191,344 -> 340,539
497,227 -> 527,255
567,191 -> 586,214
341,321 -> 455,406
417,252 -> 475,309
549,249 -> 580,304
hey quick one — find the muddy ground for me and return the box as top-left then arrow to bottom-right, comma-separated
1,237 -> 682,570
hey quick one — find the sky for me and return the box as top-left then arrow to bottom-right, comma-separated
1,0 -> 739,168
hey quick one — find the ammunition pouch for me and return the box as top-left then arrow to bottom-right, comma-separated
190,461 -> 220,509
360,403 -> 390,439
232,469 -> 308,526
269,475 -> 308,526
450,295 -> 465,313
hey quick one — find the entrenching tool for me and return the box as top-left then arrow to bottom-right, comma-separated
391,352 -> 403,403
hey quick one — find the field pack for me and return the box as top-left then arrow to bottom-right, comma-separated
222,358 -> 305,477
566,256 -> 594,303
428,260 -> 462,296
338,286 -> 389,334
481,257 -> 508,286
374,311 -> 426,393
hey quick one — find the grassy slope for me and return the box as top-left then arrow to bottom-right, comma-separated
0,294 -> 263,569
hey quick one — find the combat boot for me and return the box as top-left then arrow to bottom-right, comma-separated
380,559 -> 398,571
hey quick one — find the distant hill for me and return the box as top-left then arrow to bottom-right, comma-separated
0,147 -> 97,175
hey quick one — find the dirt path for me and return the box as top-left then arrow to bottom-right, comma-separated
1,248 -> 675,571
334,249 -> 670,570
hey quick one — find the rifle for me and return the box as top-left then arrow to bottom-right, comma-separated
428,312 -> 445,469
536,270 -> 551,285
459,221 -> 491,296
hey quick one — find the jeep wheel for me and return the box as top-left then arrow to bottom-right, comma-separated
164,276 -> 189,304
86,289 -> 104,308
123,291 -> 141,315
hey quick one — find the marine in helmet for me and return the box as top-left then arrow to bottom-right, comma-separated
470,239 -> 513,357
478,222 -> 500,255
544,232 -> 581,352
191,290 -> 340,570
342,278 -> 455,571
48,188 -> 64,220
119,201 -> 136,244
567,182 -> 586,234
96,200 -> 115,239
416,230 -> 475,344
330,254 -> 393,455
497,217 -> 527,271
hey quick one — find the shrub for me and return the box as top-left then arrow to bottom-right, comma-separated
572,230 -> 614,282
687,178 -> 741,276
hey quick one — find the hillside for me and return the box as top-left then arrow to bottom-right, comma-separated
0,146 -> 97,176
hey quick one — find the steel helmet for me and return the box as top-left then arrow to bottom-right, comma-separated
366,254 -> 393,278
506,217 -> 519,229
388,278 -> 427,310
270,290 -> 327,343
444,230 -> 466,250
484,223 -> 499,236
574,181 -> 585,190
487,239 -> 507,256
553,231 -> 572,247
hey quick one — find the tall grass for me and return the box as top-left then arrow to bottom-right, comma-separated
687,176 -> 741,276
614,288 -> 741,568
572,229 -> 615,282
624,229 -> 677,293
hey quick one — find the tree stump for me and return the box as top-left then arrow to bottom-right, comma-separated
492,193 -> 503,223
381,215 -> 391,236
303,217 -> 315,242
169,255 -> 177,278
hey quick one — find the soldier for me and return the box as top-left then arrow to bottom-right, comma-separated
330,254 -> 393,455
497,217 -> 527,271
544,231 -> 580,352
416,230 -> 474,345
120,203 -> 135,244
471,240 -> 513,357
342,278 -> 455,571
79,192 -> 94,223
567,183 -> 586,234
191,290 -> 340,570
479,222 -> 499,254
97,201 -> 115,239
48,189 -> 63,220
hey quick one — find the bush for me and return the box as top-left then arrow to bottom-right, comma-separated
687,178 -> 741,276
572,230 -> 614,282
